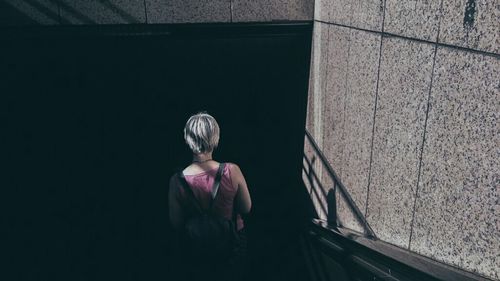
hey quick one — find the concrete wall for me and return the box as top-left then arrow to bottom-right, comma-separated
304,0 -> 499,280
0,0 -> 313,25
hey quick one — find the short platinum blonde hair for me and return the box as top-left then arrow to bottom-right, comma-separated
184,112 -> 220,154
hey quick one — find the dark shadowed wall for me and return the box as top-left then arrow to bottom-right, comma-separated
1,23 -> 312,281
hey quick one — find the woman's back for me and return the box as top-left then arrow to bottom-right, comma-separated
172,162 -> 249,281
180,162 -> 244,231
168,112 -> 251,281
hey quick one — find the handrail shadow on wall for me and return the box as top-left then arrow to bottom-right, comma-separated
302,129 -> 376,239
2,0 -> 141,26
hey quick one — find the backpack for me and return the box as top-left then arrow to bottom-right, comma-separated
177,163 -> 240,259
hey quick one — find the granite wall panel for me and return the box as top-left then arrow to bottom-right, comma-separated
287,0 -> 314,21
341,29 -> 381,215
322,0 -> 352,26
232,0 -> 313,22
439,0 -> 499,54
349,0 -> 384,31
314,0 -> 329,22
411,47 -> 499,280
336,187 -> 365,233
304,22 -> 329,218
307,1 -> 499,279
367,37 -> 434,249
146,0 -> 230,23
384,0 -> 442,41
311,22 -> 330,149
322,24 -> 350,180
306,71 -> 316,137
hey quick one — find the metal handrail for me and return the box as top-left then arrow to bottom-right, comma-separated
306,220 -> 491,281
303,129 -> 376,239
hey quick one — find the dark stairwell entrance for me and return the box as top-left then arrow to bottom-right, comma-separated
1,23 -> 313,281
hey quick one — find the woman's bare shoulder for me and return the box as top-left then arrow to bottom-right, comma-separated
225,162 -> 241,172
226,163 -> 245,181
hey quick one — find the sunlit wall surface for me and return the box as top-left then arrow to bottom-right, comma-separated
304,1 -> 499,280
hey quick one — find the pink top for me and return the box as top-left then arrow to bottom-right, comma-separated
178,163 -> 244,231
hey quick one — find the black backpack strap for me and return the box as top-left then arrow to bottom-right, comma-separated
211,163 -> 225,199
211,163 -> 239,232
214,163 -> 238,230
209,163 -> 225,209
177,172 -> 204,214
178,163 -> 226,212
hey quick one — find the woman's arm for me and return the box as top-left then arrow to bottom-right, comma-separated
168,175 -> 184,230
231,164 -> 252,214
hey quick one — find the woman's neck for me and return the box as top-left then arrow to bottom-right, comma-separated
192,152 -> 213,163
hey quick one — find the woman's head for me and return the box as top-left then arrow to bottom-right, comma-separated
184,112 -> 220,154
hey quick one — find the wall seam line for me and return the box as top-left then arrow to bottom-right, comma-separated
321,23 -> 331,188
341,27 -> 352,195
407,43 -> 438,251
365,0 -> 386,218
408,0 -> 445,251
313,19 -> 499,58
348,0 -> 354,27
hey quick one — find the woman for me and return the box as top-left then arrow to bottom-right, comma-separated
169,112 -> 252,281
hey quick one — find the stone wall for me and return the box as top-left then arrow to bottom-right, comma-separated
0,0 -> 313,25
305,0 -> 499,280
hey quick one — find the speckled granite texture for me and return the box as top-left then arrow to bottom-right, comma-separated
384,0 -> 442,41
232,0 -> 313,22
318,0 -> 352,26
232,0 -> 280,22
314,0 -> 329,22
307,1 -> 499,279
311,22 -> 330,149
146,0 -> 230,23
337,188 -> 365,233
341,29 -> 381,215
309,158 -> 329,220
307,19 -> 368,228
367,37 -> 434,249
306,44 -> 316,137
320,162 -> 334,192
306,22 -> 322,138
322,24 -> 350,180
59,0 -> 146,24
1,0 -> 60,25
439,0 -> 499,54
349,0 -> 384,31
286,0 -> 314,21
305,23 -> 328,219
319,154 -> 359,227
411,47 -> 500,280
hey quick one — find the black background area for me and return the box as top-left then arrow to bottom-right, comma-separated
1,23 -> 312,281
